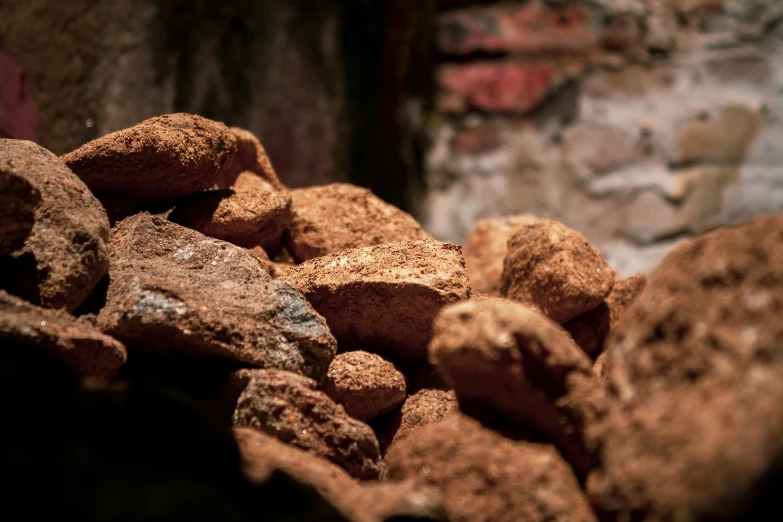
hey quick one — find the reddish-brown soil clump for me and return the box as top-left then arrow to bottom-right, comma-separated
280,240 -> 471,364
218,127 -> 285,192
324,351 -> 407,422
1,139 -> 110,312
501,217 -> 615,324
0,166 -> 39,255
232,369 -> 384,480
285,183 -> 431,262
379,388 -> 458,452
62,113 -> 237,202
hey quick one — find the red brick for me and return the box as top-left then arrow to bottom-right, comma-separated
437,60 -> 586,113
450,126 -> 503,155
438,3 -> 597,56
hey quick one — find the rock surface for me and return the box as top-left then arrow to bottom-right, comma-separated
324,351 -> 407,422
429,297 -> 609,479
463,215 -> 536,296
386,413 -> 597,522
232,369 -> 384,480
0,139 -> 110,312
96,213 -> 335,381
501,217 -> 615,324
0,289 -> 126,378
61,113 -> 237,202
565,273 -> 647,356
281,240 -> 471,364
380,388 -> 459,451
0,167 -> 39,255
589,212 -> 783,522
285,183 -> 431,262
168,187 -> 292,253
218,127 -> 285,191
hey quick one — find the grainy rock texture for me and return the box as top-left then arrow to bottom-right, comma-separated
232,369 -> 384,480
429,298 -> 609,479
0,290 -> 126,378
386,413 -> 597,522
592,352 -> 609,381
281,240 -> 471,364
168,187 -> 292,253
218,127 -> 285,191
589,212 -> 783,522
0,139 -> 110,312
565,273 -> 647,356
97,213 -> 335,381
380,388 -> 459,451
61,114 -> 237,202
463,215 -> 536,296
285,183 -> 431,262
236,427 -> 446,522
324,351 -> 407,422
501,218 -> 615,324
0,168 -> 39,255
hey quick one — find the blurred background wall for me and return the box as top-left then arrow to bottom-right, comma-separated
1,0 -> 782,275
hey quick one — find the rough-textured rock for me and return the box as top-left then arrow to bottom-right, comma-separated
61,113 -> 237,203
168,187 -> 292,253
232,369 -> 384,480
381,389 -> 459,451
324,351 -> 407,422
588,212 -> 783,522
218,127 -> 285,191
285,183 -> 431,262
236,427 -> 445,521
593,351 -> 609,380
463,215 -> 536,296
0,139 -> 110,312
0,168 -> 39,255
501,217 -> 615,324
96,213 -> 335,381
565,273 -> 647,356
429,297 -> 609,479
386,413 -> 597,522
280,240 -> 471,364
0,290 -> 126,378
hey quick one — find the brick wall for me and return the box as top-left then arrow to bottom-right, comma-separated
422,0 -> 783,275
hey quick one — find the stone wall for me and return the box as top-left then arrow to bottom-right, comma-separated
423,0 -> 783,275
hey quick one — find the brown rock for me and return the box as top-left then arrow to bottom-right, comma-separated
501,217 -> 615,324
386,413 -> 597,522
0,290 -> 126,378
96,213 -> 335,381
0,139 -> 110,312
324,351 -> 407,422
168,187 -> 292,253
280,240 -> 471,364
588,213 -> 783,522
236,427 -> 445,521
383,389 -> 459,450
429,297 -> 610,479
0,167 -> 39,255
61,113 -> 237,203
463,215 -> 536,296
593,351 -> 609,380
232,369 -> 383,480
565,273 -> 647,356
285,183 -> 431,262
218,127 -> 285,191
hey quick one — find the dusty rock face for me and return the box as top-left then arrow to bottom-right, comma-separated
501,218 -> 615,324
589,213 -> 783,522
236,427 -> 445,521
61,114 -> 237,203
0,139 -> 110,312
285,183 -> 431,263
565,273 -> 647,356
281,240 -> 471,364
168,187 -> 292,253
97,213 -> 336,381
0,290 -> 126,378
463,215 -> 536,296
232,369 -> 384,480
0,168 -> 39,255
381,388 -> 459,451
429,297 -> 609,479
324,351 -> 407,422
593,351 -> 609,380
218,127 -> 285,192
386,413 -> 597,522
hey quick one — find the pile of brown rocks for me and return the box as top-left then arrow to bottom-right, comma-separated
2,113 -> 782,522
